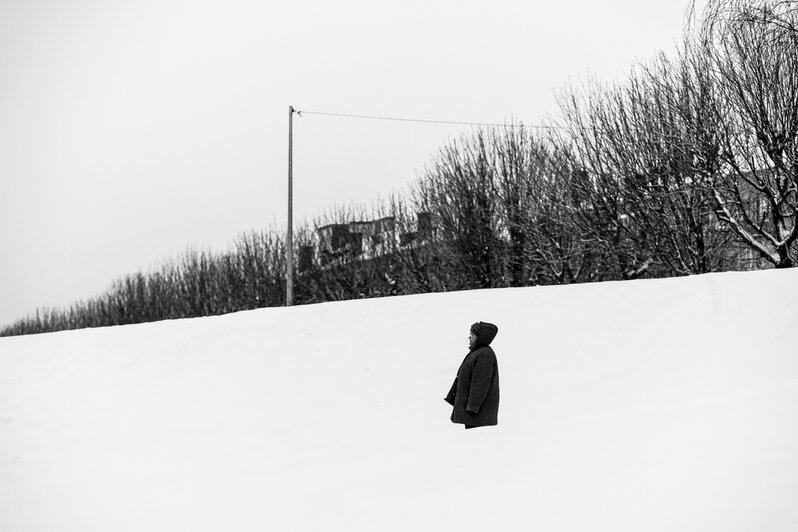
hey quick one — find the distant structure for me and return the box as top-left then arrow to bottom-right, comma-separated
303,212 -> 432,269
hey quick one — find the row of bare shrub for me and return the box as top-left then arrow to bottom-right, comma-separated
412,0 -> 798,286
3,0 -> 795,336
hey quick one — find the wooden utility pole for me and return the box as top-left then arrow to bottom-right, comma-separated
286,105 -> 295,306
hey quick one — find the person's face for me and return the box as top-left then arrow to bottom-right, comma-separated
469,332 -> 477,349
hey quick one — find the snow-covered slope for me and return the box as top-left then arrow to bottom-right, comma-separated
1,269 -> 797,531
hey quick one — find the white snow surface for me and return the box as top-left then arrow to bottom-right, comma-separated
1,269 -> 797,531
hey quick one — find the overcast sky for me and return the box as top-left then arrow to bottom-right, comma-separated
0,0 -> 704,325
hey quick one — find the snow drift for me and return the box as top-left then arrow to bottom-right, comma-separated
1,269 -> 797,531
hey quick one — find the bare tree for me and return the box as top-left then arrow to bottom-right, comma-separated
699,3 -> 798,267
692,0 -> 798,38
416,131 -> 507,289
558,43 -> 738,278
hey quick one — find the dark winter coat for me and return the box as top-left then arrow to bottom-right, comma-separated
445,322 -> 500,427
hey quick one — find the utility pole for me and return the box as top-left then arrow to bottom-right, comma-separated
286,105 -> 295,306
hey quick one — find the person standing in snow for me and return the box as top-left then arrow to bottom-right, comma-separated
445,321 -> 500,429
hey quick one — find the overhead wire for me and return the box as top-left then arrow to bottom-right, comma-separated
295,109 -> 567,130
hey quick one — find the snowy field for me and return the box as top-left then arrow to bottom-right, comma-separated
1,269 -> 797,531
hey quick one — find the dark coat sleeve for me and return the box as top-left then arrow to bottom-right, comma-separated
466,349 -> 496,414
444,377 -> 457,405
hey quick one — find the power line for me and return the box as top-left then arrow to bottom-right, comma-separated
294,108 -> 710,142
296,109 -> 564,130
